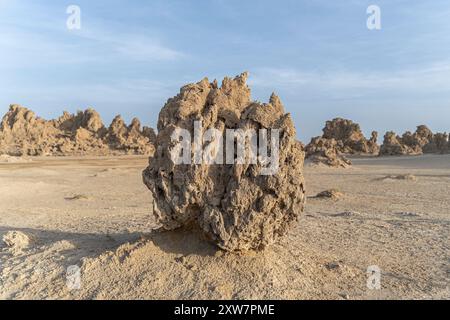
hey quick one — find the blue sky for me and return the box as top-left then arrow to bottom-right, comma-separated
1,0 -> 449,141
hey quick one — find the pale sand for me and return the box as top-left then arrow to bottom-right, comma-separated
0,155 -> 448,300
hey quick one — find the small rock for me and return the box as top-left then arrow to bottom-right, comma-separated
330,211 -> 359,217
214,250 -> 225,258
313,189 -> 344,200
175,256 -> 186,264
2,231 -> 36,251
325,262 -> 341,271
65,194 -> 91,201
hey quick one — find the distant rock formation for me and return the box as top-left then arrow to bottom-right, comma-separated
142,73 -> 306,252
424,132 -> 450,154
321,118 -> 380,155
305,137 -> 352,168
305,118 -> 378,167
0,105 -> 155,156
380,125 -> 449,156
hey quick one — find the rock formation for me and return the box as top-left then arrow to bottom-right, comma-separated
380,125 -> 449,156
321,118 -> 380,155
142,73 -> 306,252
423,132 -> 449,154
379,131 -> 420,156
0,105 -> 155,156
304,137 -> 352,168
306,118 -> 380,167
304,118 -> 377,167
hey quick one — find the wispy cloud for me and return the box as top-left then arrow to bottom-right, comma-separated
0,2 -> 184,69
251,61 -> 450,98
75,29 -> 185,62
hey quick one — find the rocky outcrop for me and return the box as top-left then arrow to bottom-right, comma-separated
423,132 -> 449,154
0,105 -> 155,156
380,126 -> 449,156
142,73 -> 306,252
321,118 -> 380,155
304,118 -> 377,167
304,137 -> 352,168
106,116 -> 156,155
379,131 -> 421,156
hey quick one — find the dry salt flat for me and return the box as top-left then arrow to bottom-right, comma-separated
0,154 -> 449,299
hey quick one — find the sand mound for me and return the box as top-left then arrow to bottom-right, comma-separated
380,126 -> 449,156
0,105 -> 156,156
74,229 -> 362,300
142,73 -> 306,252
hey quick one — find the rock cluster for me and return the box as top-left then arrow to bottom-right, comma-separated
380,125 -> 449,156
0,105 -> 156,156
305,118 -> 378,167
304,137 -> 352,168
142,73 -> 306,252
321,118 -> 380,155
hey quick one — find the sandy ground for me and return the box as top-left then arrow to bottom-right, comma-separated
0,155 -> 448,300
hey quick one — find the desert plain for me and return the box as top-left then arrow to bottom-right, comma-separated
0,154 -> 448,300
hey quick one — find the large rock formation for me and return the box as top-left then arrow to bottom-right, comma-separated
142,73 -> 306,252
305,118 -> 378,167
379,131 -> 421,156
380,125 -> 449,156
0,105 -> 155,156
321,118 -> 380,155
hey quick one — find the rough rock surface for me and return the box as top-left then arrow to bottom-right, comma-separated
2,231 -> 36,254
380,126 -> 449,156
142,73 -> 306,252
0,105 -> 156,156
304,137 -> 352,168
423,132 -> 449,154
321,118 -> 379,155
305,118 -> 378,167
379,131 -> 421,156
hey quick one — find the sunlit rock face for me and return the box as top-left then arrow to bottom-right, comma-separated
0,105 -> 155,156
143,73 -> 306,252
